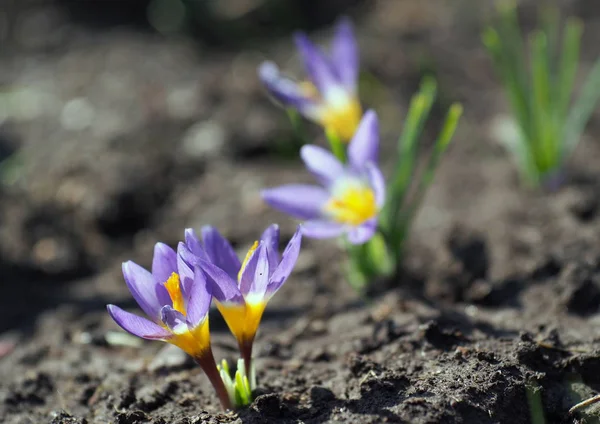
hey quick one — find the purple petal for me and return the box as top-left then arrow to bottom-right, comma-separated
331,17 -> 359,93
348,110 -> 379,170
366,163 -> 386,208
185,266 -> 212,328
238,242 -> 261,296
160,305 -> 188,334
258,61 -> 322,120
261,224 -> 280,268
107,305 -> 171,340
177,242 -> 196,297
184,228 -> 209,261
198,260 -> 244,305
301,220 -> 345,239
152,243 -> 178,284
122,261 -> 167,320
294,33 -> 339,94
347,218 -> 377,244
247,242 -> 270,300
201,226 -> 241,280
267,227 -> 302,297
300,145 -> 344,187
261,184 -> 329,220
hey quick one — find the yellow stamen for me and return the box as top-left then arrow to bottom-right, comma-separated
237,241 -> 259,283
216,300 -> 267,344
168,318 -> 210,357
164,272 -> 186,315
324,182 -> 377,226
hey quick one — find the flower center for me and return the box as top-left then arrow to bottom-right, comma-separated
320,96 -> 362,142
164,272 -> 186,315
324,179 -> 377,226
299,81 -> 362,142
215,300 -> 266,344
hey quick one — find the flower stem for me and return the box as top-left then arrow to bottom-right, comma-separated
325,128 -> 347,163
194,349 -> 233,410
239,338 -> 254,383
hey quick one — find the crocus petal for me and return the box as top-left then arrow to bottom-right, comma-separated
246,243 -> 270,301
331,17 -> 359,93
122,261 -> 167,320
294,33 -> 339,94
301,220 -> 346,239
261,184 -> 329,220
300,145 -> 345,187
152,243 -> 178,284
184,228 -> 209,261
258,61 -> 322,120
185,266 -> 212,328
201,226 -> 241,280
267,227 -> 302,297
348,110 -> 379,170
160,305 -> 188,334
198,260 -> 244,305
107,305 -> 171,340
238,241 -> 261,296
366,163 -> 386,208
176,242 -> 196,297
347,218 -> 377,244
261,224 -> 280,269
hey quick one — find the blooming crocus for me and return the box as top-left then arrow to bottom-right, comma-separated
179,224 -> 302,377
259,17 -> 362,142
106,243 -> 231,409
261,110 -> 384,244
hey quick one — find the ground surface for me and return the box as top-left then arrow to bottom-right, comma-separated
2,0 -> 600,423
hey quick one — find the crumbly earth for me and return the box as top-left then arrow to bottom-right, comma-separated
2,0 -> 600,423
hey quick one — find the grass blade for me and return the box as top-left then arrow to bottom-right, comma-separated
384,77 -> 437,232
563,57 -> 600,155
530,31 -> 555,172
556,18 -> 583,125
393,103 -> 462,254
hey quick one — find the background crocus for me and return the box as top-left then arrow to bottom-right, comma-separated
179,224 -> 302,377
261,110 -> 384,244
258,17 -> 362,142
106,242 -> 231,409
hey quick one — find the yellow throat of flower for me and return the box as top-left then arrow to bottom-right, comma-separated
299,81 -> 362,143
216,300 -> 266,346
321,97 -> 362,143
162,272 -> 210,357
216,240 -> 267,345
324,181 -> 377,226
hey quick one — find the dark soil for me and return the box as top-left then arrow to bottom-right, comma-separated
2,0 -> 600,423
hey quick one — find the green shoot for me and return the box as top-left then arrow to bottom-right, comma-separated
348,78 -> 462,291
384,78 -> 462,260
483,3 -> 600,187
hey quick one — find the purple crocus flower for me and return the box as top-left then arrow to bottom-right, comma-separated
261,110 -> 385,244
106,242 -> 231,409
259,17 -> 362,142
178,224 -> 302,375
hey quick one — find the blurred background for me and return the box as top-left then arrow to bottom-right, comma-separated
1,0 -> 599,350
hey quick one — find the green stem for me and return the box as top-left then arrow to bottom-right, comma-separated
326,128 -> 347,163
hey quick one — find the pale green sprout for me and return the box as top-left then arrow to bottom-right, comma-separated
483,2 -> 600,187
218,358 -> 256,408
